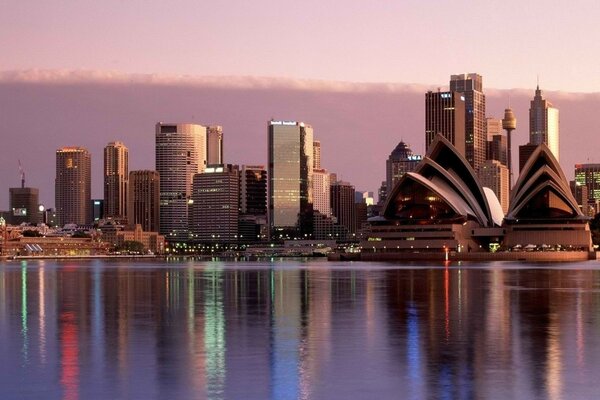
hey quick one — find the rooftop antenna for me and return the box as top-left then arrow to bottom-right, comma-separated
18,160 -> 25,188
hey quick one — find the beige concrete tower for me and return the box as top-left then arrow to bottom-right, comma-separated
104,141 -> 129,221
502,108 -> 517,186
55,147 -> 91,226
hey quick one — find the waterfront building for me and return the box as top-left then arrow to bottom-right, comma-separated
115,224 -> 165,254
191,164 -> 239,243
477,160 -> 509,214
9,187 -> 40,225
128,170 -> 160,232
268,120 -> 313,239
55,147 -> 91,226
103,141 -> 128,221
504,144 -> 591,250
450,73 -> 486,170
155,123 -> 207,242
361,135 -> 504,258
386,141 -> 422,194
207,125 -> 224,165
425,90 -> 466,157
530,85 -> 559,161
331,180 -> 356,235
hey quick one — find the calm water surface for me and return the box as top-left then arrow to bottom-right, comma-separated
1,258 -> 600,399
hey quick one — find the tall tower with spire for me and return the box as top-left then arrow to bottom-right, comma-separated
529,84 -> 559,161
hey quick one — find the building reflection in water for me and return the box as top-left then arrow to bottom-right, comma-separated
2,261 -> 600,399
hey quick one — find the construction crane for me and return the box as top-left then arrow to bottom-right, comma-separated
18,160 -> 25,188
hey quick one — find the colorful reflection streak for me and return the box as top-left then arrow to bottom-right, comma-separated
0,261 -> 598,399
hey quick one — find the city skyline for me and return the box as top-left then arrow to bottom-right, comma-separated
3,76 -> 598,210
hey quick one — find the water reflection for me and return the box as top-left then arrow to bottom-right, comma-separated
1,261 -> 600,399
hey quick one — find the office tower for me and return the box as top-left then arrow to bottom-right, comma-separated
55,147 -> 91,226
486,117 -> 502,139
155,123 -> 207,242
331,181 -> 356,234
487,134 -> 507,165
477,160 -> 509,214
268,120 -> 313,238
313,140 -> 321,169
570,180 -> 591,216
239,165 -> 268,243
386,141 -> 421,194
312,169 -> 331,216
207,125 -> 224,165
355,201 -> 368,233
43,208 -> 58,227
90,199 -> 104,222
378,181 -> 388,205
240,165 -> 267,215
191,164 -> 239,243
128,170 -> 160,232
104,141 -> 129,221
450,73 -> 486,170
530,85 -> 559,160
425,90 -> 466,156
9,187 -> 40,225
575,164 -> 600,205
518,143 -> 538,173
355,191 -> 374,206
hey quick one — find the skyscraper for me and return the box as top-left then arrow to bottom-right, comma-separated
450,73 -> 486,170
477,160 -> 509,214
128,170 -> 160,232
55,147 -> 91,226
313,140 -> 321,169
425,90 -> 466,156
312,169 -> 331,216
104,141 -> 128,221
386,141 -> 421,194
155,123 -> 207,242
191,164 -> 239,243
331,181 -> 356,235
575,164 -> 600,205
207,125 -> 224,165
530,85 -> 559,161
268,120 -> 313,238
240,165 -> 268,243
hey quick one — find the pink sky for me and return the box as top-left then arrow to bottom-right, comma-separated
2,1 -> 600,92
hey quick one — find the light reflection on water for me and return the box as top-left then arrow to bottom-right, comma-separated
1,259 -> 600,399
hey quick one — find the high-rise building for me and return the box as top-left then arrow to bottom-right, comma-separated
268,120 -> 313,238
331,181 -> 356,235
386,141 -> 421,194
313,140 -> 321,169
312,169 -> 331,216
425,90 -> 466,156
570,180 -> 591,216
518,143 -> 538,173
155,123 -> 207,242
9,187 -> 40,225
128,170 -> 160,232
104,141 -> 128,221
530,85 -> 559,160
239,165 -> 268,243
486,117 -> 502,139
575,164 -> 600,205
477,160 -> 509,214
191,164 -> 239,243
450,73 -> 486,170
207,125 -> 224,165
90,199 -> 104,222
487,134 -> 507,166
240,165 -> 267,215
55,147 -> 91,226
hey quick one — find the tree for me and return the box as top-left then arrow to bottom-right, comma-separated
118,241 -> 145,253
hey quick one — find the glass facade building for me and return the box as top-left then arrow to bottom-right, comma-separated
530,85 -> 559,161
268,120 -> 313,238
103,141 -> 129,221
55,147 -> 91,226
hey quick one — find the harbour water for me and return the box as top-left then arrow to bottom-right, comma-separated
1,258 -> 600,399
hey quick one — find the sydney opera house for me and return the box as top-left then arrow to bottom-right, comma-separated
361,135 -> 593,261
